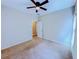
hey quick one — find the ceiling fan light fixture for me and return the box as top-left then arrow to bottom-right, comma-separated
36,7 -> 40,10
27,0 -> 49,12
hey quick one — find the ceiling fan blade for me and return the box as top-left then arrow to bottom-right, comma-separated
31,0 -> 36,5
40,0 -> 48,6
40,7 -> 47,11
27,6 -> 36,9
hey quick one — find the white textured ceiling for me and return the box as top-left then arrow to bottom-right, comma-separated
1,0 -> 76,15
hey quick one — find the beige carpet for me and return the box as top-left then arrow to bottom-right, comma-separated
2,37 -> 73,59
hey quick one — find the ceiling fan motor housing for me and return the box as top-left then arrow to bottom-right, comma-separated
36,2 -> 41,7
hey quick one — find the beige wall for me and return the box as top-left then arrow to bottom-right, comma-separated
39,7 -> 74,47
1,5 -> 37,49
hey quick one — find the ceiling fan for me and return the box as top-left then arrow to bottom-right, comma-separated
27,0 -> 49,13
